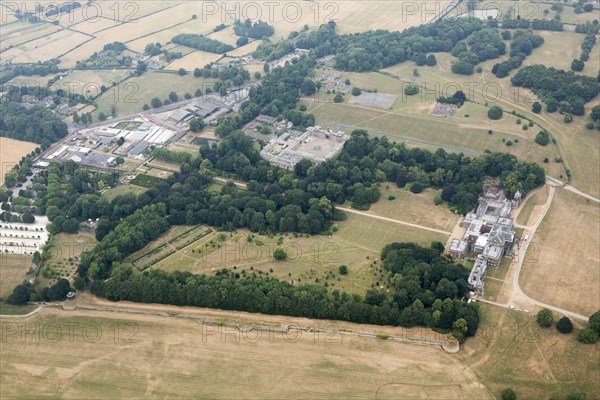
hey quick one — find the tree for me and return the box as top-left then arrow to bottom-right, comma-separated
426,54 -> 437,66
452,318 -> 468,343
500,388 -> 517,400
577,328 -> 599,344
404,84 -> 419,96
136,61 -> 147,75
588,309 -> 600,334
178,68 -> 186,76
571,59 -> 585,72
415,53 -> 427,66
352,87 -> 362,96
236,36 -> 249,47
151,97 -> 162,108
47,278 -> 71,301
169,91 -> 178,102
536,308 -> 553,327
333,92 -> 344,103
535,131 -> 550,146
116,156 -> 125,166
488,106 -> 503,120
273,248 -> 287,261
591,105 -> 600,122
338,265 -> 348,275
531,102 -> 542,113
556,316 -> 573,333
98,112 -> 107,121
22,213 -> 35,223
189,118 -> 205,132
7,283 -> 32,305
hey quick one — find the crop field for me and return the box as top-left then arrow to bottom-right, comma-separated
1,29 -> 91,63
0,23 -> 62,50
92,71 -> 215,117
69,17 -> 122,35
0,138 -> 38,186
364,186 -> 460,232
0,254 -> 32,298
520,189 -> 600,316
164,51 -> 224,71
0,305 -> 491,399
460,303 -> 600,400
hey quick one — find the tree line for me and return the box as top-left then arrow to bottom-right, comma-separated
87,241 -> 479,339
172,34 -> 234,54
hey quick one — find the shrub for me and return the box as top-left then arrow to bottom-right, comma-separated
505,140 -> 513,147
388,195 -> 396,201
273,248 -> 287,261
434,195 -> 443,205
376,333 -> 390,340
537,308 -> 553,327
488,106 -> 503,120
556,316 -> 573,333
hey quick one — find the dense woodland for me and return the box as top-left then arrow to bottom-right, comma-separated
172,34 -> 234,54
0,60 -> 61,85
297,19 -> 487,71
0,103 -> 68,147
511,65 -> 600,115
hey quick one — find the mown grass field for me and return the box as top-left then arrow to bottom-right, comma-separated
0,306 -> 491,399
520,189 -> 600,316
102,184 -> 147,201
460,303 -> 600,400
516,184 -> 550,227
1,29 -> 91,63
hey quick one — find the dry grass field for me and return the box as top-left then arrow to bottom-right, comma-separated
515,184 -> 550,227
1,29 -> 91,63
0,254 -> 32,298
366,186 -> 460,232
380,35 -> 599,197
0,305 -> 491,399
164,51 -> 224,71
520,190 -> 600,316
101,184 -> 147,201
0,23 -> 62,49
0,138 -> 38,186
460,303 -> 600,400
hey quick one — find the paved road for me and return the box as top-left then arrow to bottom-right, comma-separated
486,184 -> 590,321
545,175 -> 600,204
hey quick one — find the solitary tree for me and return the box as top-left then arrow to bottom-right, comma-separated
273,248 -> 287,261
536,308 -> 553,327
532,102 -> 542,113
338,265 -> 348,275
500,388 -> 517,400
488,106 -> 503,120
556,316 -> 574,333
